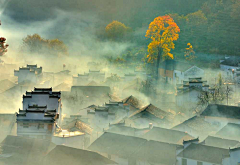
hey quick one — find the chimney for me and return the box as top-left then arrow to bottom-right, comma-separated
149,123 -> 153,129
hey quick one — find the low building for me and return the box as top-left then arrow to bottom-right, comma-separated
176,139 -> 229,165
73,70 -> 105,85
0,114 -> 17,143
176,138 -> 240,165
126,104 -> 173,128
159,60 -> 204,84
87,106 -> 116,132
220,56 -> 240,80
142,126 -> 195,145
0,135 -> 56,165
0,79 -> 16,93
60,118 -> 94,147
200,104 -> 240,126
215,123 -> 240,141
14,64 -> 42,84
44,145 -> 116,165
16,88 -> 62,139
172,116 -> 221,139
52,130 -> 85,149
88,132 -> 181,165
176,78 -> 209,107
106,123 -> 150,137
202,136 -> 240,149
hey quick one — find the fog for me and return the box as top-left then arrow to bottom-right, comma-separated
0,0 -> 240,165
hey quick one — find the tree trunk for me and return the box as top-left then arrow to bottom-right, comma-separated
156,47 -> 162,80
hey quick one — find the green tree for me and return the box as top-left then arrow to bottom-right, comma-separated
105,21 -> 131,41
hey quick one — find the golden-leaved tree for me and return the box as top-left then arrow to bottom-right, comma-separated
105,20 -> 130,41
184,43 -> 196,61
145,15 -> 180,79
0,21 -> 9,56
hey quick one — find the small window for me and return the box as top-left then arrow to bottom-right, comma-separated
197,162 -> 203,165
182,158 -> 187,165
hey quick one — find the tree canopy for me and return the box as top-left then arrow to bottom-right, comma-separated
22,34 -> 68,56
105,20 -> 130,41
145,15 -> 180,78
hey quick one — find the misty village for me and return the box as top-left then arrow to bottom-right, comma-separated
0,0 -> 240,165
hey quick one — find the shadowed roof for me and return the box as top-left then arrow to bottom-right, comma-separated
142,126 -> 194,144
201,104 -> 240,119
45,145 -> 116,165
88,132 -> 180,165
177,143 -> 229,164
204,136 -> 240,149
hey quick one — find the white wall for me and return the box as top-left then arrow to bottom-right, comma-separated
17,122 -> 54,139
177,157 -> 219,165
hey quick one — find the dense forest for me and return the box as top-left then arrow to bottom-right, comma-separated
3,0 -> 240,59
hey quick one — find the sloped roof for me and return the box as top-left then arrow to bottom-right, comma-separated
204,136 -> 240,149
62,119 -> 93,135
107,125 -> 149,137
159,60 -> 194,72
122,95 -> 143,109
177,143 -> 229,164
142,127 -> 194,144
0,79 -> 15,93
215,123 -> 240,141
220,57 -> 240,66
88,132 -> 146,158
53,83 -> 71,91
134,140 -> 180,165
201,104 -> 240,119
129,104 -> 169,120
71,86 -> 111,97
122,78 -> 143,91
1,135 -> 55,152
86,81 -> 99,86
0,135 -> 56,165
172,116 -> 220,135
45,145 -> 116,165
0,114 -> 16,143
88,132 -> 180,165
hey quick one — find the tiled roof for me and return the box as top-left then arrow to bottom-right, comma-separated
204,136 -> 240,149
0,79 -> 15,93
122,95 -> 143,109
142,127 -> 194,144
88,132 -> 180,164
172,116 -> 220,135
129,104 -> 169,120
45,145 -> 116,165
177,143 -> 229,164
220,57 -> 240,66
215,123 -> 240,141
201,104 -> 240,119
